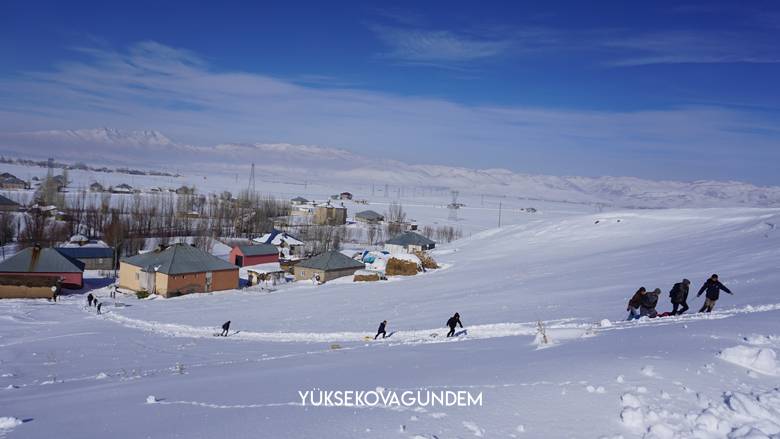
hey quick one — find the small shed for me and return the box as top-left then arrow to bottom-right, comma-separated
246,262 -> 287,286
294,251 -> 365,283
0,245 -> 85,289
339,192 -> 353,200
384,232 -> 436,254
229,243 -> 279,267
355,210 -> 384,224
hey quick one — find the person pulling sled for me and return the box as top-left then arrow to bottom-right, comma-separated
669,279 -> 691,315
697,274 -> 733,313
375,320 -> 387,339
220,320 -> 231,336
446,313 -> 463,337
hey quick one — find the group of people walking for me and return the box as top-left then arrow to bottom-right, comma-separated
86,293 -> 103,315
374,312 -> 463,339
627,274 -> 733,320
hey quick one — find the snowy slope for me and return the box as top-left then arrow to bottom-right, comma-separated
2,207 -> 780,438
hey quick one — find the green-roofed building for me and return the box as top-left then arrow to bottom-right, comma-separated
293,251 -> 365,283
119,243 -> 238,298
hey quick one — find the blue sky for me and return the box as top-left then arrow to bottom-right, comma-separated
1,1 -> 780,184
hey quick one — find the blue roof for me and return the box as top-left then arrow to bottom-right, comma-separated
56,247 -> 114,259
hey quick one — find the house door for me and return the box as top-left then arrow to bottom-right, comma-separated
235,255 -> 243,267
205,272 -> 213,292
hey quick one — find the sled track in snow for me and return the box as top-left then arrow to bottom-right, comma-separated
100,302 -> 780,345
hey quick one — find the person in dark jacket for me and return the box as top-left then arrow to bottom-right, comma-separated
446,313 -> 463,337
375,320 -> 387,339
87,293 -> 94,307
640,288 -> 660,318
697,274 -> 733,313
626,287 -> 646,321
220,321 -> 231,336
96,302 -> 103,315
669,279 -> 691,315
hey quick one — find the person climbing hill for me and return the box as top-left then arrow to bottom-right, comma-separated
640,288 -> 660,318
669,279 -> 691,315
446,313 -> 463,337
220,321 -> 231,336
697,274 -> 733,313
375,320 -> 387,339
627,287 -> 646,320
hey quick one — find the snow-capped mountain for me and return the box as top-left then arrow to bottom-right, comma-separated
24,128 -> 175,146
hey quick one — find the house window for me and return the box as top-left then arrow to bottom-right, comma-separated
300,270 -> 305,277
135,273 -> 139,280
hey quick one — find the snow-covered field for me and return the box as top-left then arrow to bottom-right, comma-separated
2,205 -> 780,438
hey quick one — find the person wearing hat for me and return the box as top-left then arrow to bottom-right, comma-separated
697,274 -> 733,313
639,288 -> 661,318
669,279 -> 691,315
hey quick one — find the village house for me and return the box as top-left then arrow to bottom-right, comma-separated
339,192 -> 353,200
384,231 -> 436,254
294,251 -> 365,283
119,243 -> 238,298
89,182 -> 105,193
229,243 -> 279,267
110,183 -> 134,194
290,196 -> 309,206
253,230 -> 304,259
56,247 -> 115,271
0,245 -> 85,289
57,234 -> 115,271
0,194 -> 20,212
314,203 -> 347,225
355,210 -> 384,224
0,173 -> 28,190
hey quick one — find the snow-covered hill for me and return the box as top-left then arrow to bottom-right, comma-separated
2,127 -> 780,208
2,207 -> 780,438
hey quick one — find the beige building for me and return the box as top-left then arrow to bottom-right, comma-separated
314,204 -> 347,226
0,275 -> 60,299
294,251 -> 365,283
119,244 -> 238,298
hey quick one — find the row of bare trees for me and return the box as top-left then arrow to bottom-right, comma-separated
8,189 -> 290,256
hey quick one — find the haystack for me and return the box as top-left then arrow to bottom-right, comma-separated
354,270 -> 382,282
386,257 -> 419,276
412,250 -> 439,269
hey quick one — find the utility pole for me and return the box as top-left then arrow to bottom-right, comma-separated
498,201 -> 502,228
248,163 -> 256,193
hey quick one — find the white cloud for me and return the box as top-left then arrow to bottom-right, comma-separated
1,41 -> 779,184
369,25 -> 513,64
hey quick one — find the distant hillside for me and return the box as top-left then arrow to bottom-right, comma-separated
2,127 -> 779,208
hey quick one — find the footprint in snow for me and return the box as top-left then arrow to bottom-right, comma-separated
462,421 -> 484,437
